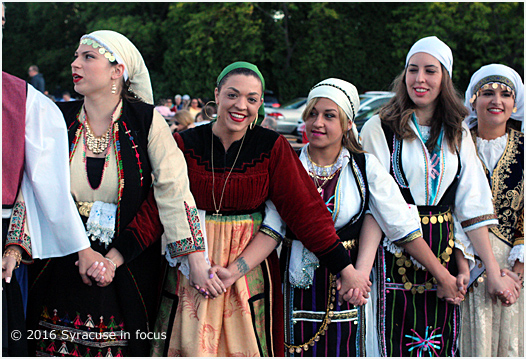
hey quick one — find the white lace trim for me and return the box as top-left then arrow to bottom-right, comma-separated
86,201 -> 117,248
508,244 -> 524,267
476,133 -> 508,176
289,240 -> 320,289
382,238 -> 426,270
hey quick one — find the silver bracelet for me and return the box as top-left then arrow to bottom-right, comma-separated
105,257 -> 117,271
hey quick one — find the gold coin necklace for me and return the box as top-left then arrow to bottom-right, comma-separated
210,124 -> 246,216
83,108 -> 114,155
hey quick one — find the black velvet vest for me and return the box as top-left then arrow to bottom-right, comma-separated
58,99 -> 154,238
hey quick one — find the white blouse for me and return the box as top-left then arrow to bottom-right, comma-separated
360,115 -> 498,267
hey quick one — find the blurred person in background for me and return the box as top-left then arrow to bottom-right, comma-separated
173,94 -> 183,111
187,97 -> 202,119
27,64 -> 45,93
181,93 -> 191,109
170,109 -> 194,133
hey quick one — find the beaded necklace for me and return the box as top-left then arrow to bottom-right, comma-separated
306,146 -> 343,194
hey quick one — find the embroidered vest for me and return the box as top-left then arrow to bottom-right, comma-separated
381,121 -> 460,207
286,151 -> 369,263
475,129 -> 524,247
58,99 -> 154,237
2,72 -> 27,207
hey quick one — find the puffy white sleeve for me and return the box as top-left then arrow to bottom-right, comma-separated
24,86 -> 90,258
360,115 -> 391,171
453,123 -> 498,231
366,154 -> 422,250
260,199 -> 286,243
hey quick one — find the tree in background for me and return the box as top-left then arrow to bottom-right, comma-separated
2,2 -> 522,104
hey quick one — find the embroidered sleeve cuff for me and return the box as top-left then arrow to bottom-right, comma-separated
166,240 -> 205,259
6,201 -> 32,262
461,214 -> 498,230
508,244 -> 524,267
259,225 -> 283,245
393,229 -> 422,245
513,238 -> 524,246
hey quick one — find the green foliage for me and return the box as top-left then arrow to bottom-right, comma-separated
2,2 -> 523,104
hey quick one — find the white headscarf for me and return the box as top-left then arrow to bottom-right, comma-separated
80,30 -> 154,105
464,64 -> 524,129
307,78 -> 361,142
405,36 -> 453,76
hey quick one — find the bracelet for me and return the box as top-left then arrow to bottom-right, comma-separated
105,257 -> 117,271
3,248 -> 22,269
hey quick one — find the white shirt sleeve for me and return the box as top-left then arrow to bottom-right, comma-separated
366,153 -> 421,243
24,85 -> 90,258
454,123 -> 498,231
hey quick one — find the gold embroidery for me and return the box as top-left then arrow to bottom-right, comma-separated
473,129 -> 524,246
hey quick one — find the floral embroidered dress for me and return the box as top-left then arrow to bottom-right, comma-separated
461,128 -> 524,356
26,99 -> 199,357
361,115 -> 497,357
151,123 -> 352,357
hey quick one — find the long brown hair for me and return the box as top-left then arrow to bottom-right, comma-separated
302,98 -> 364,154
379,64 -> 468,153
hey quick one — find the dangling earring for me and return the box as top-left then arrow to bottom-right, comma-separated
513,107 -> 517,113
249,114 -> 258,130
111,82 -> 117,94
204,100 -> 217,119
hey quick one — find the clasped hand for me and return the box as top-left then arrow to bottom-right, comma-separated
336,265 -> 372,306
75,247 -> 115,287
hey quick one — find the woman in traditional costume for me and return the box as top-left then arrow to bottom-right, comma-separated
460,63 -> 524,357
26,30 -> 205,356
151,62 -> 371,357
360,36 -> 520,356
266,78 -> 464,356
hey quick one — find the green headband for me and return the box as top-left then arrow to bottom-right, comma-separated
217,61 -> 266,123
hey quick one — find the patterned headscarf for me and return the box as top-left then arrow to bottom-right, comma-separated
464,64 -> 524,128
307,78 -> 361,143
80,30 -> 154,105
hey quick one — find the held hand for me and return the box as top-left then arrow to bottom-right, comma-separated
337,286 -> 368,306
486,270 -> 518,306
85,258 -> 116,288
436,272 -> 464,304
2,256 -> 17,283
76,247 -> 106,286
456,270 -> 470,297
188,252 -> 226,299
337,265 -> 371,305
209,265 -> 235,290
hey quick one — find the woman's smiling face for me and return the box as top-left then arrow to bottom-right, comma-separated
214,74 -> 263,135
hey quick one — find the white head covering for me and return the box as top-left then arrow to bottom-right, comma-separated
405,36 -> 453,76
463,63 -> 524,129
307,78 -> 361,142
80,30 -> 154,105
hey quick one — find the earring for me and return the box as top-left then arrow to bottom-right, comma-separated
249,114 -> 258,130
111,82 -> 117,94
513,107 -> 517,113
204,100 -> 217,119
